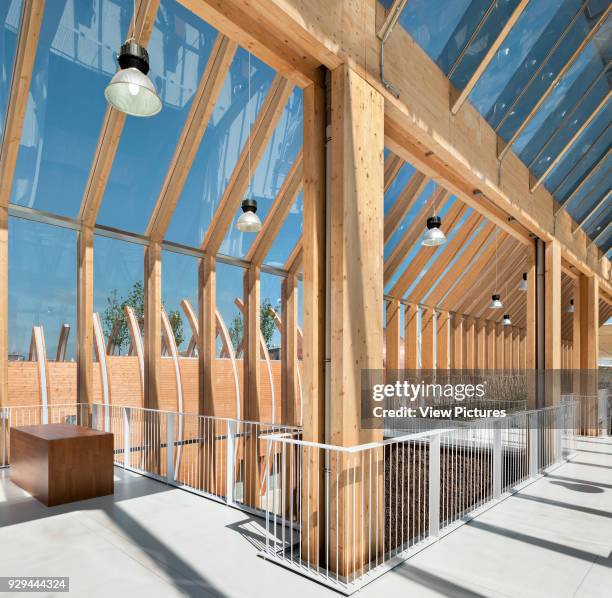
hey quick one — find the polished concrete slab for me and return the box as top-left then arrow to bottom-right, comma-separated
0,436 -> 610,597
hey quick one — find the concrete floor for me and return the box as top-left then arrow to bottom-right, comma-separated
0,436 -> 610,598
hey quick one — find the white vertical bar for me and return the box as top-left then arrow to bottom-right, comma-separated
166,413 -> 175,483
226,420 -> 236,505
529,420 -> 538,478
1,408 -> 6,466
428,434 -> 440,538
124,407 -> 131,469
493,424 -> 502,499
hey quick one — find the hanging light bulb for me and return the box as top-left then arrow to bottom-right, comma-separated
519,272 -> 527,292
105,41 -> 161,117
422,216 -> 447,246
567,299 -> 575,313
235,51 -> 261,233
502,314 -> 512,326
489,294 -> 503,309
236,198 -> 262,232
105,0 -> 161,117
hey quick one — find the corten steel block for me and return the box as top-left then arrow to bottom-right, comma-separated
10,424 -> 114,506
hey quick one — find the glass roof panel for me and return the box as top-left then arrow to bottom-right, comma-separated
264,191 -> 302,268
544,98 -> 611,200
520,60 -> 610,171
564,160 -> 611,222
384,160 -> 416,215
582,202 -> 611,239
0,0 -> 23,142
448,1 -> 524,93
9,0 -> 128,217
96,0 -> 218,233
164,47 -> 275,248
497,3 -> 609,143
379,0 -> 473,63
513,41 -> 609,165
471,0 -> 584,128
220,87 -> 303,258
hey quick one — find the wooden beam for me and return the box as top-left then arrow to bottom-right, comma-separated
530,91 -> 612,192
384,152 -> 404,193
498,5 -> 611,159
545,240 -> 561,370
384,171 -> 428,243
377,0 -> 409,39
201,75 -> 293,254
281,273 -> 299,425
579,275 -> 599,369
0,0 -> 45,210
436,310 -> 450,370
450,0 -> 529,115
146,35 -> 237,241
78,0 -> 160,225
384,186 -> 449,283
144,241 -> 162,410
452,314 -> 463,369
77,226 -> 94,406
476,318 -> 487,369
386,298 -> 401,370
486,320 -> 496,369
427,222 -> 495,306
178,0 -> 322,87
198,255 -> 217,416
246,152 -> 303,264
390,201 -> 466,298
421,307 -> 435,369
284,238 -> 303,275
404,304 -> 418,369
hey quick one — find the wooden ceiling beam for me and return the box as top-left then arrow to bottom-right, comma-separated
407,211 -> 483,304
384,170 -> 429,243
384,186 -> 449,283
450,0 -> 529,115
79,0 -> 160,226
284,238 -> 303,276
0,0 -> 46,209
246,151 -> 303,264
389,201 -> 466,298
146,34 -> 237,242
384,151 -> 404,193
200,74 -> 293,254
426,221 -> 496,306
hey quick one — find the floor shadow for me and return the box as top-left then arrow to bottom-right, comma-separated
548,481 -> 604,494
468,520 -> 609,568
546,473 -> 612,490
577,440 -> 612,446
568,461 -> 612,470
514,493 -> 611,519
575,449 -> 612,456
389,564 -> 488,598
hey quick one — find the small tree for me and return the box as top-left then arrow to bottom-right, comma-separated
226,298 -> 278,354
102,281 -> 184,354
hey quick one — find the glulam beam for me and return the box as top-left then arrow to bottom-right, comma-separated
79,0 -> 160,226
201,75 -> 293,254
146,35 -> 237,241
246,152 -> 303,264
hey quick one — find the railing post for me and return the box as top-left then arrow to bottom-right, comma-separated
123,407 -> 131,469
1,407 -> 7,467
166,413 -> 175,484
493,423 -> 502,499
226,420 -> 236,506
91,404 -> 98,430
529,416 -> 538,478
428,434 -> 440,538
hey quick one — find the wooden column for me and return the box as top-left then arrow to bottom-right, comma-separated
281,273 -> 299,425
244,266 -> 261,422
452,314 -> 463,369
301,81 -> 326,566
486,320 -> 496,370
579,275 -> 599,369
504,326 -> 513,370
198,255 -> 217,415
144,242 -> 162,410
476,319 -> 487,369
520,330 -> 526,370
572,277 -> 581,369
464,316 -> 475,369
77,226 -> 94,412
328,64 -> 384,576
405,304 -> 418,369
513,327 -> 520,370
544,240 -> 561,369
496,323 -> 504,369
0,207 -> 7,407
525,249 -> 537,369
436,310 -> 450,370
421,308 -> 435,369
386,298 -> 401,371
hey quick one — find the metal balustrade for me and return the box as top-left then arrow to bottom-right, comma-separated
260,401 -> 579,594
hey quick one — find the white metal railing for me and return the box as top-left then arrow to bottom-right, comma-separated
0,403 -> 300,516
260,401 -> 578,594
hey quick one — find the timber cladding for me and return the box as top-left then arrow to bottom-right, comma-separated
7,357 -> 294,423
